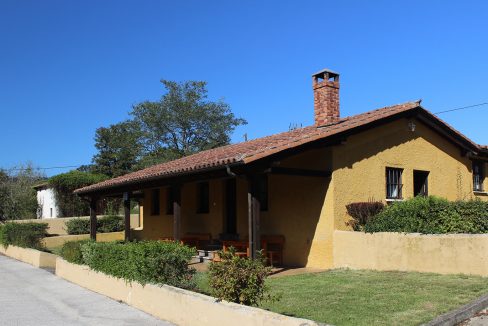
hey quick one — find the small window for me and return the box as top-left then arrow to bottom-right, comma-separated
196,182 -> 210,214
166,187 -> 174,215
413,170 -> 429,197
151,189 -> 160,215
258,175 -> 268,211
386,167 -> 403,199
473,161 -> 485,192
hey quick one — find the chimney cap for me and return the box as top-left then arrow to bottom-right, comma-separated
312,68 -> 339,77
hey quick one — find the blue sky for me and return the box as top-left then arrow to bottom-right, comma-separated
1,1 -> 487,176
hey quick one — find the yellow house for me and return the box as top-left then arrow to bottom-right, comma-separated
75,69 -> 487,269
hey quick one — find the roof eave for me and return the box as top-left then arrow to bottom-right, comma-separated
74,161 -> 246,197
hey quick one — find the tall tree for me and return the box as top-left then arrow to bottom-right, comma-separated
90,79 -> 247,174
131,80 -> 247,167
0,164 -> 43,221
92,120 -> 142,177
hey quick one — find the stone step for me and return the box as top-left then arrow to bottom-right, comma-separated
190,255 -> 213,264
197,250 -> 218,259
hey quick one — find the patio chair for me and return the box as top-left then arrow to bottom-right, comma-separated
262,235 -> 285,266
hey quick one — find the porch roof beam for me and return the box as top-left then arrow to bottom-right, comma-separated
123,192 -> 131,242
89,197 -> 97,241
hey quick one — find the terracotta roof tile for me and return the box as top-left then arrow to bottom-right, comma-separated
75,100 -> 481,194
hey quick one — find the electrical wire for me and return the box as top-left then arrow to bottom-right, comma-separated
4,165 -> 83,171
434,102 -> 488,114
3,102 -> 488,172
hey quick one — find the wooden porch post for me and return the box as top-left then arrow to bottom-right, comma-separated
89,197 -> 97,241
123,192 -> 131,242
173,185 -> 182,241
247,176 -> 261,259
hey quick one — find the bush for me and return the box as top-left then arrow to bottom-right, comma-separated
365,196 -> 488,234
97,215 -> 124,233
346,201 -> 385,231
81,241 -> 196,288
65,218 -> 91,235
0,222 -> 48,249
60,240 -> 90,264
65,216 -> 124,235
208,248 -> 274,306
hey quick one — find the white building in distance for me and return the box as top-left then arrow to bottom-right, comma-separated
34,183 -> 59,219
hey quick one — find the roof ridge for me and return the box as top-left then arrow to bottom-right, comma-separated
80,99 -> 486,195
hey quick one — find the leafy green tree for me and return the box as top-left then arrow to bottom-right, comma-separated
48,170 -> 108,217
0,164 -> 43,221
90,79 -> 246,175
92,120 -> 142,177
131,80 -> 246,167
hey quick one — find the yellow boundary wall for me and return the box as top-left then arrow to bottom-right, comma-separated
333,230 -> 488,276
12,215 -> 139,235
42,232 -> 124,248
0,245 -> 57,269
55,258 -> 320,326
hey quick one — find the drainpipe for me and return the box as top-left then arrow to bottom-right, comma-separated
226,165 -> 237,177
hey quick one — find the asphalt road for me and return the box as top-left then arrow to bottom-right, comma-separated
0,254 -> 174,326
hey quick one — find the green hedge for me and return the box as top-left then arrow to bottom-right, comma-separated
81,241 -> 196,288
97,215 -> 124,233
365,196 -> 488,234
65,218 -> 90,235
65,216 -> 124,235
0,222 -> 48,249
60,240 -> 90,264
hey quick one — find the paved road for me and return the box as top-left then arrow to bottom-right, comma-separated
0,254 -> 174,326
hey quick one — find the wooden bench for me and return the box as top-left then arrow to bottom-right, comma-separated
262,235 -> 285,266
222,240 -> 249,258
181,233 -> 212,249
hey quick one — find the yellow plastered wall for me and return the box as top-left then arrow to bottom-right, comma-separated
331,118 -> 487,240
134,179 -> 225,240
233,148 -> 334,267
133,117 -> 486,268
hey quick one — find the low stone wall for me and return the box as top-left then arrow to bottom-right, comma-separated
12,215 -> 140,235
0,245 -> 57,269
55,258 -> 320,326
42,231 -> 124,248
11,217 -> 85,235
333,230 -> 488,276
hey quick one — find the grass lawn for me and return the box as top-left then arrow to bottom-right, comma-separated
196,269 -> 488,326
262,269 -> 488,325
43,246 -> 62,256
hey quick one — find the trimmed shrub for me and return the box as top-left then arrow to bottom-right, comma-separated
65,216 -> 124,235
346,201 -> 385,231
365,196 -> 488,234
0,222 -> 48,249
97,215 -> 124,233
81,241 -> 196,288
208,248 -> 275,306
60,240 -> 90,264
65,218 -> 91,235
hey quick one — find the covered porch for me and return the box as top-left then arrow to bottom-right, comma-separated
78,146 -> 333,267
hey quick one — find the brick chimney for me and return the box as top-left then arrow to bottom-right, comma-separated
312,69 -> 340,126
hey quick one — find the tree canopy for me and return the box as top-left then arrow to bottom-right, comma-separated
92,120 -> 142,177
90,80 -> 246,176
0,164 -> 43,221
